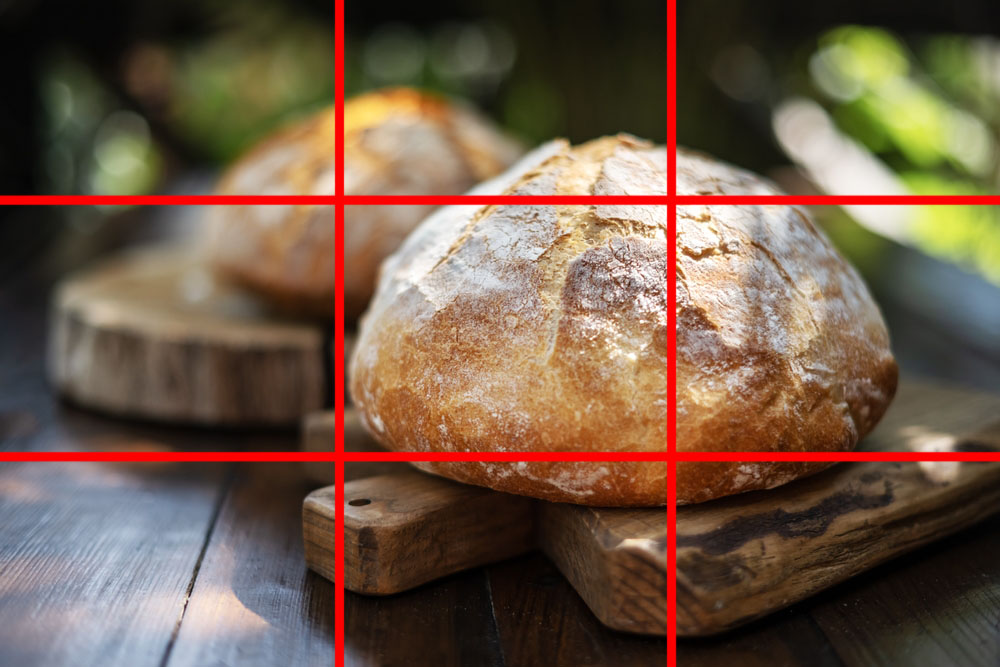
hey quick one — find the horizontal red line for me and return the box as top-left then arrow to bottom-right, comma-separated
675,195 -> 1000,205
342,195 -> 671,205
5,193 -> 998,206
0,196 -> 338,205
1,451 -> 992,463
343,451 -> 670,462
677,451 -> 1000,462
0,452 -> 336,462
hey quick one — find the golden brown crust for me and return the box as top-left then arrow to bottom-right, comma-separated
344,88 -> 523,317
207,107 -> 335,318
413,461 -> 667,507
676,149 -> 898,503
350,135 -> 667,506
206,88 -> 521,319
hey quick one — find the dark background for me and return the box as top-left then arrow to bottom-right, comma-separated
346,0 -> 666,147
679,0 -> 1000,175
0,0 -> 666,280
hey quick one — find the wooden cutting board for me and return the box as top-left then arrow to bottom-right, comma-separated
303,469 -> 668,636
49,246 -> 330,425
306,380 -> 1000,638
677,379 -> 1000,636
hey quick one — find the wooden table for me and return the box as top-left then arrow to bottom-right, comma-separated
0,217 -> 333,665
0,462 -> 334,666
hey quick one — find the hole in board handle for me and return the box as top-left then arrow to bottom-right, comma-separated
349,499 -> 372,507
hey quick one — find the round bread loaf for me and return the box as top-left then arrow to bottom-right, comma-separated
206,88 -> 521,319
676,148 -> 898,504
207,107 -> 335,317
349,135 -> 668,506
344,88 -> 523,317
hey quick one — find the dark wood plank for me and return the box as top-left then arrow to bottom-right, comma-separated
676,611 -> 844,667
345,569 -> 504,667
807,513 -> 1000,667
167,463 -> 334,667
676,461 -> 1000,636
488,552 -> 667,666
0,461 -> 230,667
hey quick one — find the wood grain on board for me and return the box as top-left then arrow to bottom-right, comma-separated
678,378 -> 1000,637
49,247 -> 327,425
307,467 -> 668,635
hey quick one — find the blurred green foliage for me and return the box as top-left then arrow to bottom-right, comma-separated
809,26 -> 1000,285
169,8 -> 334,162
345,2 -> 667,147
38,3 -> 333,196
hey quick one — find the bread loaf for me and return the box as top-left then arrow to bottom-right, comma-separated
350,135 -> 668,506
676,149 -> 898,503
344,88 -> 523,317
206,88 -> 521,319
207,107 -> 335,317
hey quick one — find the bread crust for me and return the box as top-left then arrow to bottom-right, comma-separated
676,149 -> 898,503
344,88 -> 523,317
206,88 -> 521,319
413,461 -> 667,507
350,135 -> 668,506
207,108 -> 335,317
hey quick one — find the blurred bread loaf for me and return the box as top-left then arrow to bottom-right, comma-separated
207,107 -> 335,317
344,88 -> 523,317
206,88 -> 522,319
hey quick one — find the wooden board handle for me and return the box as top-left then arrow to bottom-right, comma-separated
343,470 -> 535,594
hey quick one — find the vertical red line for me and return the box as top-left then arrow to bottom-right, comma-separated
335,0 -> 345,200
668,202 -> 676,458
334,2 -> 346,666
335,460 -> 345,667
335,204 -> 345,459
667,459 -> 677,667
667,3 -> 678,665
666,0 -> 676,196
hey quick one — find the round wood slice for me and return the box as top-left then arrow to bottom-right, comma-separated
49,246 -> 329,426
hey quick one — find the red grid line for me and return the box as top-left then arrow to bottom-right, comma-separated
341,451 -> 671,462
667,0 -> 676,658
335,0 -> 345,664
335,204 -> 345,459
0,196 -> 339,205
343,195 -> 671,205
5,193 -> 1000,206
677,451 -> 1000,463
675,195 -> 1000,205
0,452 -> 336,462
